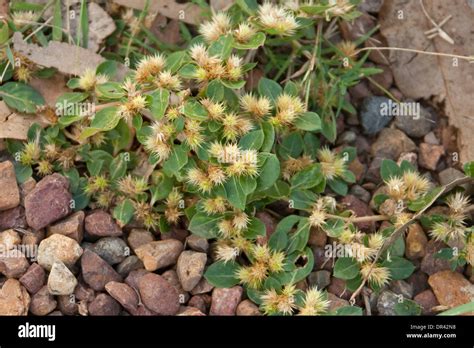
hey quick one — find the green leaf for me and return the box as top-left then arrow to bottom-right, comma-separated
55,92 -> 89,107
464,161 -> 474,178
256,153 -> 280,191
261,121 -> 275,152
334,257 -> 360,280
292,247 -> 314,283
380,159 -> 401,181
407,187 -> 443,212
183,100 -> 208,121
264,180 -> 290,199
289,189 -> 317,210
206,80 -> 224,101
208,34 -> 234,59
52,0 -> 63,41
80,106 -> 120,140
0,82 -> 45,113
327,177 -> 348,196
268,227 -> 288,252
233,32 -> 266,49
109,153 -> 128,181
438,301 -> 474,316
294,111 -> 321,131
290,163 -> 323,190
279,132 -> 303,158
149,89 -> 170,120
112,199 -> 135,227
333,306 -> 363,315
394,299 -> 422,315
166,51 -> 189,74
188,212 -> 221,239
162,144 -> 189,176
96,60 -> 117,77
239,129 -> 264,150
243,217 -> 266,239
204,261 -> 240,288
287,218 -> 310,254
13,163 -> 32,184
258,77 -> 282,104
77,0 -> 88,48
382,256 -> 415,280
224,176 -> 256,210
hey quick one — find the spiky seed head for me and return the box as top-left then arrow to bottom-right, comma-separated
135,54 -> 166,82
215,244 -> 238,263
360,263 -> 391,288
199,12 -> 232,43
240,93 -> 272,119
298,287 -> 330,316
309,207 -> 326,228
232,212 -> 250,231
268,250 -> 286,273
234,22 -> 256,42
202,197 -> 227,214
258,2 -> 299,36
237,263 -> 268,289
446,192 -> 470,221
79,68 -> 108,91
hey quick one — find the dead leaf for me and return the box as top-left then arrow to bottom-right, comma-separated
0,101 -> 51,140
379,0 -> 474,163
210,0 -> 234,11
150,15 -> 182,46
13,32 -> 129,78
28,74 -> 69,106
113,0 -> 203,25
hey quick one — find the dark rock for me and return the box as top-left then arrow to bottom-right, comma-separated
105,281 -> 139,313
116,256 -> 143,277
376,290 -> 399,316
340,195 -> 375,231
389,280 -> 414,299
84,210 -> 122,239
47,211 -> 84,243
29,285 -> 57,316
188,295 -> 207,314
92,237 -> 128,265
88,293 -> 121,316
19,263 -> 45,294
327,277 -> 353,300
406,271 -> 429,296
349,185 -> 371,203
414,289 -> 439,315
161,227 -> 189,243
308,270 -> 331,289
24,173 -> 72,230
421,240 -> 454,276
210,286 -> 243,316
186,235 -> 209,253
360,97 -> 393,135
394,105 -> 436,138
371,128 -> 416,160
138,273 -> 180,315
81,249 -> 122,291
0,206 -> 27,231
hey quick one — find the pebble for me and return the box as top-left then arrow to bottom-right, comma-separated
371,128 -> 416,160
369,65 -> 394,95
0,161 -> 20,211
394,105 -> 436,138
358,0 -> 383,13
0,206 -> 27,231
348,157 -> 366,182
438,167 -> 471,193
57,295 -> 78,316
135,240 -> 183,272
421,240 -> 453,275
125,269 -> 149,292
210,286 -> 243,316
340,195 -> 375,231
405,223 -> 428,260
19,263 -> 46,294
162,269 -> 189,304
190,277 -> 214,295
0,229 -> 21,250
397,152 -> 418,168
22,229 -> 44,247
84,210 -> 122,239
349,185 -> 371,203
312,246 -> 333,272
188,295 -> 208,314
407,271 -> 429,297
360,97 -> 393,135
308,270 -> 331,290
81,249 -> 122,291
424,131 -> 439,145
177,251 -> 207,292
91,237 -> 128,265
0,249 -> 30,278
161,227 -> 189,243
105,281 -> 139,314
0,279 -> 30,315
186,235 -> 209,253
37,234 -> 83,271
428,271 -> 474,310
236,299 -> 261,316
337,130 -> 357,145
19,177 -> 36,206
327,293 -> 349,312
255,211 -> 277,240
376,290 -> 399,316
116,255 -> 144,277
88,293 -> 121,316
138,273 -> 180,315
24,174 -> 72,230
127,228 -> 155,251
414,289 -> 439,315
47,211 -> 84,243
389,280 -> 414,299
30,285 -> 57,316
327,277 -> 353,300
308,228 -> 327,247
418,143 -> 444,170
47,261 -> 78,295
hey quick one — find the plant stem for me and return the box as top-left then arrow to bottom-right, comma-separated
326,213 -> 390,223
